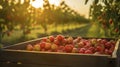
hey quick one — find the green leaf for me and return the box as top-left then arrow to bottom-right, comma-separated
105,0 -> 109,5
95,0 -> 99,4
109,0 -> 114,3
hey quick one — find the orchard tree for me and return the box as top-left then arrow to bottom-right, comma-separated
0,0 -> 15,43
0,0 -> 33,44
86,0 -> 120,37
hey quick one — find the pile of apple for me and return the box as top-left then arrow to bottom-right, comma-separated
26,35 -> 116,55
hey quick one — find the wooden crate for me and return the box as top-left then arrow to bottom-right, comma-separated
0,38 -> 120,67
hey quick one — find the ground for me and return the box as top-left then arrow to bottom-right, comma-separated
1,22 -> 106,46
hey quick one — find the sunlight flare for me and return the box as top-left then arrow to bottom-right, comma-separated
49,0 -> 61,6
30,0 -> 44,8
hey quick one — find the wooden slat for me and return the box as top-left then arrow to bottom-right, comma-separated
0,50 -> 110,67
0,62 -> 65,67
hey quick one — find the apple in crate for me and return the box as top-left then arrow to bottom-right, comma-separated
45,43 -> 51,50
65,44 -> 73,53
26,35 -> 116,55
26,44 -> 33,51
49,35 -> 55,42
51,44 -> 58,52
33,44 -> 41,51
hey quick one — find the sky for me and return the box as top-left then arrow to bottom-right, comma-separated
30,0 -> 94,18
30,0 -> 93,18
65,0 -> 93,18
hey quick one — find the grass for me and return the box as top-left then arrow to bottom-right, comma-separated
1,22 -> 107,46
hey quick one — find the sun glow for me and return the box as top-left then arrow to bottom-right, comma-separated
30,0 -> 61,8
30,0 -> 44,8
49,0 -> 61,6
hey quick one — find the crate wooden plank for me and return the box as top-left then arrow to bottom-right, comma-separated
1,50 -> 110,67
0,62 -> 66,67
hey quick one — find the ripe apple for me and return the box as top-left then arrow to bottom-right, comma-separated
49,35 -> 55,42
91,39 -> 97,45
88,47 -> 95,52
84,42 -> 92,49
26,44 -> 33,51
56,35 -> 64,41
73,39 -> 78,44
54,39 -> 60,45
62,39 -> 67,45
79,48 -> 86,53
104,42 -> 112,49
78,41 -> 85,48
45,43 -> 51,50
108,50 -> 113,55
40,42 -> 46,49
58,45 -> 65,52
109,19 -> 113,24
101,39 -> 107,44
85,50 -> 93,54
51,44 -> 58,52
67,37 -> 73,44
65,44 -> 73,53
33,44 -> 40,51
95,46 -> 104,53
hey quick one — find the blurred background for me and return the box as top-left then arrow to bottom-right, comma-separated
0,0 -> 120,46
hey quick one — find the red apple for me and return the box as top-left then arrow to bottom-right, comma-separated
58,45 -> 65,52
45,43 -> 51,50
109,19 -> 113,24
95,46 -> 104,53
84,42 -> 92,49
40,42 -> 46,49
65,44 -> 73,53
79,48 -> 86,53
85,50 -> 93,54
88,47 -> 95,52
49,36 -> 54,42
54,39 -> 60,45
101,39 -> 107,44
108,50 -> 113,55
56,35 -> 64,41
62,39 -> 67,45
104,42 -> 112,49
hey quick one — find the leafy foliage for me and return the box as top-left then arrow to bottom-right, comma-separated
86,0 -> 120,38
0,0 -> 89,43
